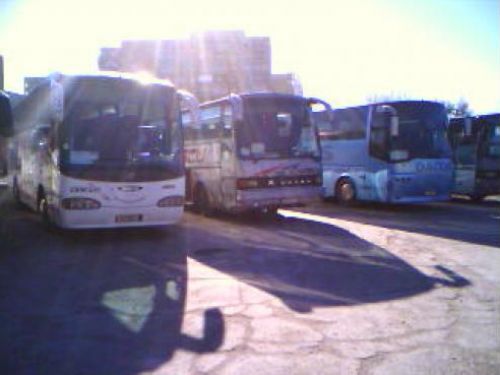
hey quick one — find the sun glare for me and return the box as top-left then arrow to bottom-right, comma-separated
134,71 -> 158,85
0,0 -> 498,113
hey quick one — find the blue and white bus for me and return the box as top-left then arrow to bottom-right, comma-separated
448,114 -> 500,201
316,101 -> 453,204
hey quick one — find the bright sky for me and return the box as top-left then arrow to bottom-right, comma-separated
1,0 -> 499,113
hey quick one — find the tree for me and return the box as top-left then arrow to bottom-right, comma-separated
366,94 -> 474,118
366,93 -> 412,103
444,98 -> 473,118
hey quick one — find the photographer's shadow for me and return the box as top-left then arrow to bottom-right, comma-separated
0,227 -> 224,375
189,214 -> 470,313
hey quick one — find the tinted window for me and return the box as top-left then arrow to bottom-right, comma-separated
320,107 -> 367,140
236,96 -> 319,159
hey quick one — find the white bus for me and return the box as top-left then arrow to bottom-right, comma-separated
182,93 -> 328,215
12,72 -> 196,229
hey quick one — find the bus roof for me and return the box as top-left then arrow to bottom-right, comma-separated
199,92 -> 307,108
333,100 -> 445,113
29,71 -> 175,91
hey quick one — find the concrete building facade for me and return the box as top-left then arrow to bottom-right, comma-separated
98,30 -> 302,102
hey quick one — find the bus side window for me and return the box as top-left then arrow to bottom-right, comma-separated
370,113 -> 388,160
369,128 -> 387,160
200,105 -> 221,139
329,108 -> 366,140
347,108 -> 367,139
30,126 -> 50,151
16,84 -> 51,132
182,111 -> 200,141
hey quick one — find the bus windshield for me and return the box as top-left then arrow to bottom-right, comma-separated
59,78 -> 182,181
237,96 -> 320,160
375,102 -> 451,162
479,115 -> 500,159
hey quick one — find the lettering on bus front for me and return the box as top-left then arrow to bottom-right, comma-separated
415,160 -> 452,173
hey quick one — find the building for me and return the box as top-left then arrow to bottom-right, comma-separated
98,30 -> 301,102
270,73 -> 303,97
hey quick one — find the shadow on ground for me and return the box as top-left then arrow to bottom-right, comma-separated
188,212 -> 471,313
0,202 -> 224,375
296,198 -> 500,247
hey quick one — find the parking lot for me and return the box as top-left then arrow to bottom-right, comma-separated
1,188 -> 499,374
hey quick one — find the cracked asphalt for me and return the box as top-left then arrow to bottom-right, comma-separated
1,189 -> 499,375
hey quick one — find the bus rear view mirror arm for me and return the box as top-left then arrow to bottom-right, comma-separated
178,90 -> 200,124
307,97 -> 333,121
50,73 -> 64,124
229,93 -> 244,121
376,104 -> 399,137
0,91 -> 13,137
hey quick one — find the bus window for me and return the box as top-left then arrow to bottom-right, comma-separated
222,103 -> 233,137
370,112 -> 388,160
200,105 -> 222,139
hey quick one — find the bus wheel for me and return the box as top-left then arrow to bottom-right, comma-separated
336,178 -> 356,205
12,178 -> 23,207
263,207 -> 279,216
194,185 -> 213,216
37,192 -> 52,229
469,193 -> 485,202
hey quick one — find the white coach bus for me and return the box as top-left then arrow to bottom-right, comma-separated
182,93 -> 329,215
12,72 -> 196,229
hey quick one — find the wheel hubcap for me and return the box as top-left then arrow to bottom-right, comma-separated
340,183 -> 354,201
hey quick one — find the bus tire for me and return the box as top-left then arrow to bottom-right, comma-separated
469,193 -> 485,202
37,189 -> 53,229
263,207 -> 279,216
194,185 -> 213,216
12,177 -> 23,207
336,178 -> 356,205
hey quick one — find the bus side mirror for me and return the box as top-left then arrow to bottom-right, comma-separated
464,117 -> 472,136
178,90 -> 200,125
228,93 -> 243,122
376,104 -> 399,137
50,78 -> 64,123
0,93 -> 13,137
307,97 -> 333,121
390,115 -> 399,137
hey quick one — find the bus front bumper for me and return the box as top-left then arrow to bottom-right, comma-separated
234,186 -> 321,212
54,205 -> 184,229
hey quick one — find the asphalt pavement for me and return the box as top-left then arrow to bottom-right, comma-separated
1,188 -> 499,374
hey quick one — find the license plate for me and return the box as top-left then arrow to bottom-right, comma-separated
425,191 -> 436,196
115,214 -> 143,223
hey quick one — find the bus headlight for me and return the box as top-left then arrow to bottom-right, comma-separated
157,195 -> 184,207
62,197 -> 101,210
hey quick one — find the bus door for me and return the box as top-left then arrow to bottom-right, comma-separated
20,128 -> 42,203
454,119 -> 477,195
368,106 -> 391,201
198,104 -> 224,208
